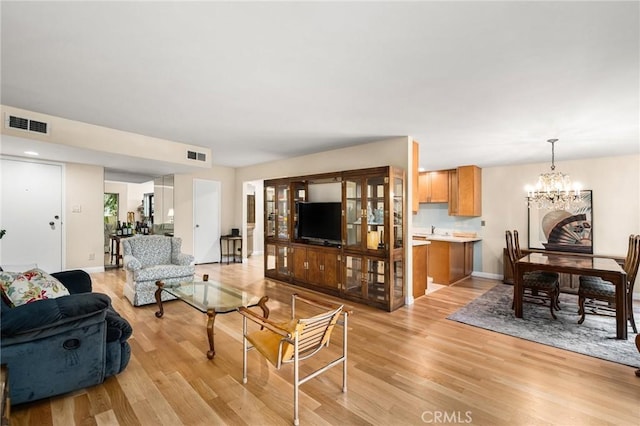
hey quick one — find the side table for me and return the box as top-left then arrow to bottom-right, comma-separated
220,235 -> 242,264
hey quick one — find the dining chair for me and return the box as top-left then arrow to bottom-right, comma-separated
577,234 -> 639,333
238,293 -> 349,426
506,230 -> 560,319
513,229 -> 560,282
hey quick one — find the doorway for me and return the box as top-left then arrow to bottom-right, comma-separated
193,179 -> 221,264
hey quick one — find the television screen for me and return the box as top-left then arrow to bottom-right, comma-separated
296,202 -> 342,244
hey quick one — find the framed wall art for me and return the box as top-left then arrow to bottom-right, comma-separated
528,190 -> 593,254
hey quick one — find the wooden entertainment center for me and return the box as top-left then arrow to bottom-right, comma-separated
264,166 -> 405,311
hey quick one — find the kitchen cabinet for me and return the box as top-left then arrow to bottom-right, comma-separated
418,170 -> 449,203
449,165 -> 481,217
428,239 -> 476,285
412,242 -> 429,298
292,244 -> 340,291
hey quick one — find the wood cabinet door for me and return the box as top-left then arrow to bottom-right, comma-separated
307,248 -> 323,284
321,251 -> 340,289
291,246 -> 307,282
418,172 -> 430,202
418,171 -> 449,203
428,240 -> 450,285
448,169 -> 458,215
429,171 -> 449,202
412,244 -> 428,298
456,165 -> 481,216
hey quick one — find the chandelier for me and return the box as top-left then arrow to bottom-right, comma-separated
525,139 -> 581,210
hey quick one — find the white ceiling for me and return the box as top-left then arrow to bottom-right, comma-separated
1,1 -> 638,179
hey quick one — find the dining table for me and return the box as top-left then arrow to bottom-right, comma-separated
515,252 -> 628,340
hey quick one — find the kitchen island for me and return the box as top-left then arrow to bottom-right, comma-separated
414,233 -> 482,285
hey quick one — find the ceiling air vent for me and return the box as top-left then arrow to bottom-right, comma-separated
29,119 -> 48,134
186,150 -> 207,162
5,114 -> 50,135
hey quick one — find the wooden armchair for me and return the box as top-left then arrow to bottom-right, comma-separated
578,234 -> 639,332
238,293 -> 349,426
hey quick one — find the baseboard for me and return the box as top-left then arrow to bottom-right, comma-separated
77,266 -> 105,274
472,271 -> 502,281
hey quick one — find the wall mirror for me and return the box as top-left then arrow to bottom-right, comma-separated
154,174 -> 174,236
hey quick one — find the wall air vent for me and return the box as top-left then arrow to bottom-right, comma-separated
5,114 -> 50,135
186,150 -> 207,162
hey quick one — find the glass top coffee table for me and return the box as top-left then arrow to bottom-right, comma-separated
154,275 -> 269,359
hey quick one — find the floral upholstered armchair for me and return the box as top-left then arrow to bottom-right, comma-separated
122,235 -> 195,306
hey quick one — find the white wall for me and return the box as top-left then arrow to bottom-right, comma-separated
174,166 -> 237,256
481,154 -> 640,294
65,163 -> 104,271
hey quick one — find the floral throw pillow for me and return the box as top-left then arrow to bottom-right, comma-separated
0,268 -> 70,308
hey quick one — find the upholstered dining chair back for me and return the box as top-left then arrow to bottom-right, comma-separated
578,234 -> 640,333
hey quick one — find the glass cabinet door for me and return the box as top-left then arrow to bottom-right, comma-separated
276,244 -> 290,277
292,182 -> 307,240
391,259 -> 404,304
344,179 -> 362,249
392,174 -> 403,249
365,176 -> 386,252
265,243 -> 276,275
276,184 -> 289,239
344,255 -> 363,298
265,242 -> 290,280
265,185 -> 276,238
366,258 -> 387,303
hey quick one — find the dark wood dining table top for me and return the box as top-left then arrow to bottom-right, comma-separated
515,252 -> 627,339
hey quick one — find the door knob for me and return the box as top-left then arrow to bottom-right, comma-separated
49,221 -> 55,226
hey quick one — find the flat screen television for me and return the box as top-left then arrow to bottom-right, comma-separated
296,201 -> 342,245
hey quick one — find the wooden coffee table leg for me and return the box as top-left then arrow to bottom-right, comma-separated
155,280 -> 165,318
206,309 -> 217,359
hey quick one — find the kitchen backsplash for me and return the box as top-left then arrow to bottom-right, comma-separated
413,203 -> 482,234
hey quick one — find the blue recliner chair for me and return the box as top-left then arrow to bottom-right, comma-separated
0,270 -> 132,404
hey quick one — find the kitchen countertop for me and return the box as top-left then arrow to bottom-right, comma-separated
413,233 -> 482,243
412,240 -> 431,246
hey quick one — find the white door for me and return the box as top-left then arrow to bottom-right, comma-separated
0,158 -> 63,271
193,179 -> 221,264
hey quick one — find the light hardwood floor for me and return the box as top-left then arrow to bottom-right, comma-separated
10,255 -> 640,425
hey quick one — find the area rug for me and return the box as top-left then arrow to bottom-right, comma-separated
447,283 -> 640,368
